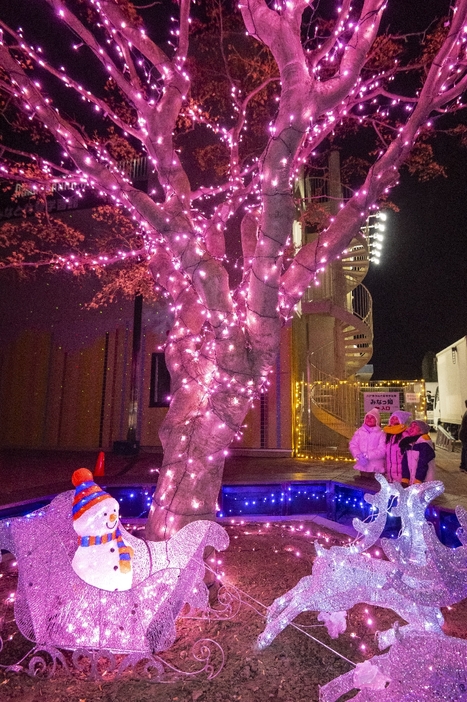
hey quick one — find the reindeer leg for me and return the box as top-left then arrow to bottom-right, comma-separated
258,589 -> 318,649
376,604 -> 445,650
266,575 -> 313,622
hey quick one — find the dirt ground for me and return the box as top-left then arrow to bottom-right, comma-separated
1,518 -> 467,702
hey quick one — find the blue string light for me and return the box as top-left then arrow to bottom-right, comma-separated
0,481 -> 462,547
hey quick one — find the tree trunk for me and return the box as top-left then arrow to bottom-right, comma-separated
145,337 -> 254,540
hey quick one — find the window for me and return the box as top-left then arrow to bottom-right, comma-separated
149,353 -> 171,407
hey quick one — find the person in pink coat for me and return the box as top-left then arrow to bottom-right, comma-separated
383,410 -> 412,483
349,408 -> 386,477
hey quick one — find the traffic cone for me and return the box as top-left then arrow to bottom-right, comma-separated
94,451 -> 105,477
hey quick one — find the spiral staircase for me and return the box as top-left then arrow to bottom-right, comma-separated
294,169 -> 374,455
302,239 -> 373,376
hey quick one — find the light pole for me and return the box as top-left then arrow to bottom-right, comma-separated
113,293 -> 142,455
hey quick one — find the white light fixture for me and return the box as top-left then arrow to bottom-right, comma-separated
363,210 -> 388,265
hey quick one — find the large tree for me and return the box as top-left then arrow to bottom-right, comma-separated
0,0 -> 466,539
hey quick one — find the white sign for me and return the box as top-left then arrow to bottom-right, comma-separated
405,392 -> 420,404
363,392 -> 400,413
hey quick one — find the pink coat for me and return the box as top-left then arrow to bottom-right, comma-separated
349,424 -> 386,473
384,431 -> 408,482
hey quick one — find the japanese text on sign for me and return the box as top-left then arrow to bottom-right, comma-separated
363,392 -> 400,413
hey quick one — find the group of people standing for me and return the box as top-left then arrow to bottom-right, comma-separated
349,408 -> 435,486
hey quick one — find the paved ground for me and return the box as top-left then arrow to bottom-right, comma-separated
0,437 -> 465,512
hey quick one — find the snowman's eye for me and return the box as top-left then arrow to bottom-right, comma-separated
103,512 -> 107,516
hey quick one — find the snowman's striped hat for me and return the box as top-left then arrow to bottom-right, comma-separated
71,468 -> 111,521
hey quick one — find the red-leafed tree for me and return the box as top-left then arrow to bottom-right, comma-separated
0,0 -> 466,539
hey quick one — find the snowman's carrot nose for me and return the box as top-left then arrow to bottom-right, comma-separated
109,513 -> 117,523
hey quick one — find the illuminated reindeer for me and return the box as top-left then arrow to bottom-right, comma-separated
257,476 -> 450,651
318,502 -> 467,701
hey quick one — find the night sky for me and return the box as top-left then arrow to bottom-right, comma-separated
365,135 -> 467,380
355,0 -> 467,380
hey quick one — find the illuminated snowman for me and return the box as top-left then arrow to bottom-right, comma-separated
71,468 -> 133,591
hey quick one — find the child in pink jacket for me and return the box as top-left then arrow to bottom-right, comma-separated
383,410 -> 412,483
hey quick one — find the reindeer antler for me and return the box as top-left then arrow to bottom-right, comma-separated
350,475 -> 400,553
383,481 -> 445,565
314,476 -> 398,559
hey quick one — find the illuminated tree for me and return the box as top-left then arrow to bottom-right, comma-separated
0,0 -> 466,539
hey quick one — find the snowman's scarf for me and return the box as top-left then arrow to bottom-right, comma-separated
77,526 -> 132,573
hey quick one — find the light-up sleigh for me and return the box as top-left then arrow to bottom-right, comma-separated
0,488 -> 229,677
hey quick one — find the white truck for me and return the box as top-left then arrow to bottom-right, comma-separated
436,336 -> 467,435
425,381 -> 440,430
